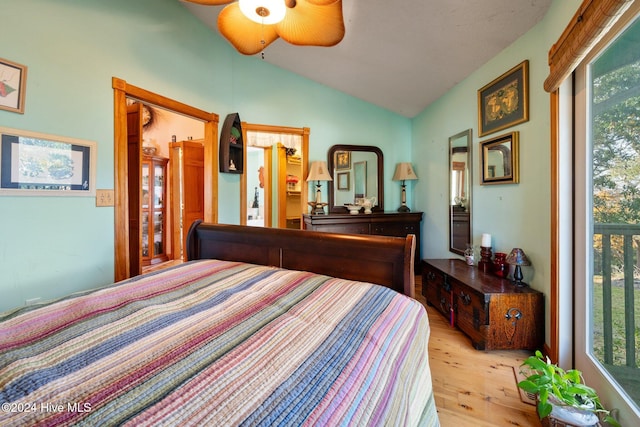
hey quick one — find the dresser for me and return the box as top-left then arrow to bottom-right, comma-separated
302,212 -> 423,270
422,259 -> 543,350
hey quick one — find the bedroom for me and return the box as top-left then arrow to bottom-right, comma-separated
1,0 -> 639,425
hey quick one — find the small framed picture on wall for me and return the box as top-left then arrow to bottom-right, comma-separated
0,58 -> 27,114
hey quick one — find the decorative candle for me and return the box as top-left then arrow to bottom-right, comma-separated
481,233 -> 492,247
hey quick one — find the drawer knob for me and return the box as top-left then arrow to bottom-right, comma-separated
460,291 -> 471,305
426,271 -> 435,281
505,308 -> 522,323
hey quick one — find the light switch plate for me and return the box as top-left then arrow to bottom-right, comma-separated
96,189 -> 115,207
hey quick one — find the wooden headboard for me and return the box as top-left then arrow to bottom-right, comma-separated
186,221 -> 416,298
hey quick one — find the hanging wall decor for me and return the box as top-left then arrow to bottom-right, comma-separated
0,57 -> 27,114
478,60 -> 529,137
0,127 -> 96,196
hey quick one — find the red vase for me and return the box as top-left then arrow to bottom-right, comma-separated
493,252 -> 507,278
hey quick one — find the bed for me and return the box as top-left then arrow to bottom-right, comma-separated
0,222 -> 439,426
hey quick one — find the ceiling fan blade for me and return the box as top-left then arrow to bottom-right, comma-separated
277,0 -> 345,47
304,0 -> 341,5
218,3 -> 279,55
182,0 -> 233,5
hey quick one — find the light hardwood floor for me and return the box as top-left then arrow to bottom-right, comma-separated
414,279 -> 540,427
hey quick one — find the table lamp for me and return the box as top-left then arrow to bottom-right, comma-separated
392,163 -> 418,212
505,248 -> 531,287
306,161 -> 332,214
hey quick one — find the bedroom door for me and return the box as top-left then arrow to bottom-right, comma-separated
170,140 -> 204,261
126,103 -> 143,276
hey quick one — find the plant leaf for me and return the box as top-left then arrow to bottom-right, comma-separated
538,400 -> 552,418
518,380 -> 539,393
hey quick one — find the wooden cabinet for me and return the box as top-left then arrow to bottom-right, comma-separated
303,212 -> 422,269
141,155 -> 168,266
422,259 -> 543,350
219,113 -> 243,174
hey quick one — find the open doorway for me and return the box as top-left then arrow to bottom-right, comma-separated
240,123 -> 309,229
244,145 -> 271,227
128,99 -> 204,269
112,78 -> 219,282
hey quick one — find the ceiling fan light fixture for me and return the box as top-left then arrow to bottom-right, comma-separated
239,0 -> 286,25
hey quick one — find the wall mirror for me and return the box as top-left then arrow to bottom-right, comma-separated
449,129 -> 472,255
327,145 -> 384,213
480,131 -> 519,185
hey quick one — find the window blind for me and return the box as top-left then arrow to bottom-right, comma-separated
544,0 -> 633,92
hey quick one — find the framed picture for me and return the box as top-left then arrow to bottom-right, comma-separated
0,127 -> 96,196
335,150 -> 351,170
480,131 -> 519,185
337,171 -> 350,190
478,60 -> 529,137
0,58 -> 27,114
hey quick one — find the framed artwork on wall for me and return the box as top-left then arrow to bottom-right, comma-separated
335,150 -> 351,170
0,127 -> 96,196
478,60 -> 529,137
337,172 -> 350,190
0,57 -> 27,114
480,131 -> 519,185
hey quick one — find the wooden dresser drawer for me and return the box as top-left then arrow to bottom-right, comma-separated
371,221 -> 418,237
422,263 -> 451,319
452,281 -> 488,349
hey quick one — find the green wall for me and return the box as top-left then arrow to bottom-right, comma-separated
413,0 -> 581,343
0,0 -> 411,312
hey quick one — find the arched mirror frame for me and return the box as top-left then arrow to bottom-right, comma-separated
327,145 -> 384,214
449,129 -> 472,255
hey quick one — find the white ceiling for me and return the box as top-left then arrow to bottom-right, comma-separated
181,0 -> 552,118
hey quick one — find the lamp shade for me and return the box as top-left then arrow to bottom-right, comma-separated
306,161 -> 333,182
392,163 -> 418,181
239,0 -> 286,25
505,248 -> 531,266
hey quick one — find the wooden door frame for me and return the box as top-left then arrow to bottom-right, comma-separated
112,77 -> 219,281
240,123 -> 309,228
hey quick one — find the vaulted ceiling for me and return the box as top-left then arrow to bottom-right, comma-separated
181,0 -> 552,117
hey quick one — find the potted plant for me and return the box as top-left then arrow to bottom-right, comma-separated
517,350 -> 621,427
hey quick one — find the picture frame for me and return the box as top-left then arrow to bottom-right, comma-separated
478,60 -> 528,137
335,150 -> 351,170
0,127 -> 96,196
0,58 -> 27,114
480,131 -> 519,185
337,171 -> 350,190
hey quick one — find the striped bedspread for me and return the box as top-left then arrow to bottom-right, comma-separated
0,260 -> 439,426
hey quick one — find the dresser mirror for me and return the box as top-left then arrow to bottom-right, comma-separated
449,129 -> 472,255
327,145 -> 384,213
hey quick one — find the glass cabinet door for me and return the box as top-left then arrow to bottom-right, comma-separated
141,164 -> 150,209
141,155 -> 168,266
141,211 -> 149,257
154,164 -> 163,208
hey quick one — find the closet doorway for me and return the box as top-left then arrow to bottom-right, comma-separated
240,123 -> 309,229
112,78 -> 219,282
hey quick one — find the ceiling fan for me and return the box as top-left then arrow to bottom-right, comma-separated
183,0 -> 345,55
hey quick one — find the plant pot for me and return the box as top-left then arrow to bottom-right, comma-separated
540,395 -> 600,427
